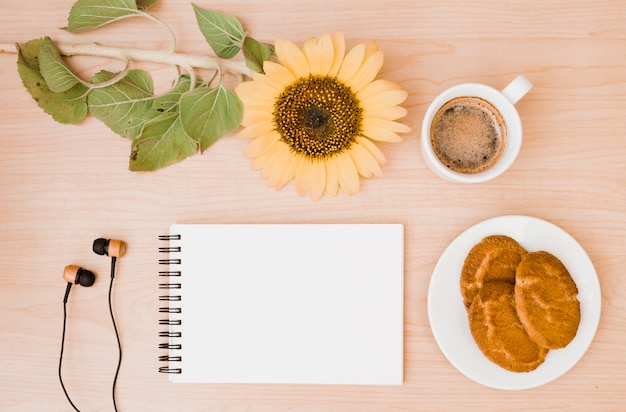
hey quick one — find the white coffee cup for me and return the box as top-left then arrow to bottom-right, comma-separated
420,75 -> 533,183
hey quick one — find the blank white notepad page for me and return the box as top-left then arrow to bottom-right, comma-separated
165,223 -> 404,385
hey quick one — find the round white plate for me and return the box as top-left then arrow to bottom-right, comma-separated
427,215 -> 601,390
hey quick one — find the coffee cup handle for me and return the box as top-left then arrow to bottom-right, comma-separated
501,75 -> 533,105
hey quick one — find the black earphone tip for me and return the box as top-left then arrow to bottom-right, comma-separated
77,268 -> 96,287
93,238 -> 108,256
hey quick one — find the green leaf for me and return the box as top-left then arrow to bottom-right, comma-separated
179,85 -> 243,152
38,37 -> 84,92
129,75 -> 198,171
17,38 -> 88,124
136,0 -> 158,9
67,0 -> 142,32
242,36 -> 272,73
88,69 -> 154,139
130,113 -> 197,171
192,5 -> 244,59
143,75 -> 193,120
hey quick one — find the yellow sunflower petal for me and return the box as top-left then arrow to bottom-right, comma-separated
293,156 -> 311,197
363,117 -> 411,134
349,142 -> 383,178
275,160 -> 298,189
317,34 -> 335,75
363,40 -> 379,59
275,37 -> 310,79
250,153 -> 267,171
302,34 -> 334,76
356,135 -> 386,165
356,78 -> 403,100
335,151 -> 360,195
362,123 -> 404,142
260,142 -> 287,180
359,88 -> 409,111
309,160 -> 327,200
267,143 -> 297,189
328,31 -> 346,76
243,131 -> 280,157
235,82 -> 276,110
263,60 -> 296,87
345,50 -> 384,93
363,105 -> 408,121
302,37 -> 320,74
242,107 -> 273,126
336,43 -> 365,85
260,155 -> 274,179
251,71 -> 284,94
260,141 -> 282,180
325,156 -> 340,196
238,121 -> 275,139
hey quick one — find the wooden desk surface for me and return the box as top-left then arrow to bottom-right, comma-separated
1,1 -> 625,410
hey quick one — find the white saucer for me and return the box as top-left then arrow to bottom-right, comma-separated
427,215 -> 601,390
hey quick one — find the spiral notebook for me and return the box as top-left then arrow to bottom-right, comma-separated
158,223 -> 404,385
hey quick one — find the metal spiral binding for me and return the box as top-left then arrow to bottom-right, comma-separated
159,343 -> 182,350
159,331 -> 182,338
159,234 -> 181,241
158,233 -> 182,374
159,307 -> 181,314
159,355 -> 182,362
159,319 -> 182,326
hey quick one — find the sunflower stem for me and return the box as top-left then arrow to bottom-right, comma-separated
88,53 -> 131,89
0,42 -> 252,78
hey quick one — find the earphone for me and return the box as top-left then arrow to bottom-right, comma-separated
58,238 -> 126,412
62,265 -> 96,287
93,238 -> 127,259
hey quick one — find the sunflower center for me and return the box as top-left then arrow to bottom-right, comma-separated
303,106 -> 329,130
273,75 -> 363,159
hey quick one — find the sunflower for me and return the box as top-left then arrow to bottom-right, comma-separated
235,31 -> 410,200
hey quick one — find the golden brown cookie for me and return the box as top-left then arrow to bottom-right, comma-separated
468,281 -> 549,372
515,251 -> 581,349
460,235 -> 527,310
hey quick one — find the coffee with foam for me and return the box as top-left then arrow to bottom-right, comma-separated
430,96 -> 506,174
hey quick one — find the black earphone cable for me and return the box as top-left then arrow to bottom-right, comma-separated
58,257 -> 123,412
109,256 -> 122,412
59,283 -> 81,412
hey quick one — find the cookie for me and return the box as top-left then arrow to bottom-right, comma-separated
515,251 -> 581,349
460,235 -> 527,310
468,281 -> 548,372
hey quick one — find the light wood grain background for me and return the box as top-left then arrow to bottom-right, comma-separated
1,0 -> 625,410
